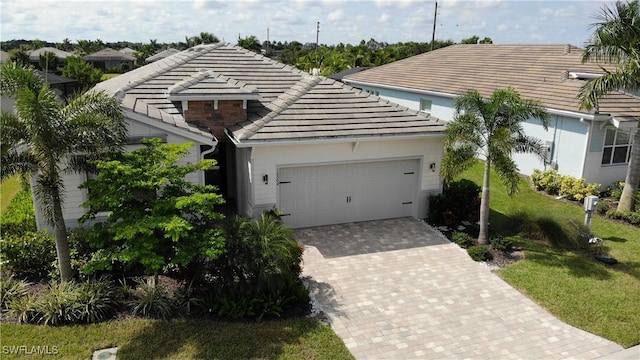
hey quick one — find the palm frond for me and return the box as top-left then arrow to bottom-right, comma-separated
0,151 -> 38,180
490,150 -> 520,196
32,171 -> 65,226
0,63 -> 45,96
441,144 -> 477,184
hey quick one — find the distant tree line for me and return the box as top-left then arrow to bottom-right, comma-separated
1,33 -> 492,84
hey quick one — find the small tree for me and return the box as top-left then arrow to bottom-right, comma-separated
62,56 -> 103,90
441,88 -> 550,244
79,139 -> 225,281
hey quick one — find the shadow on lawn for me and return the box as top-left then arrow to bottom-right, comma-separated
116,317 -> 340,360
491,209 -> 615,280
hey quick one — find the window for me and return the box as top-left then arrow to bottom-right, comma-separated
602,128 -> 633,165
420,99 -> 432,113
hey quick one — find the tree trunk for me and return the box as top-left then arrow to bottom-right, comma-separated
478,159 -> 491,245
53,197 -> 73,282
618,128 -> 640,212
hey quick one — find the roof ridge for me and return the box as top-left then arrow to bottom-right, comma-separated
233,76 -> 322,139
114,44 -> 224,99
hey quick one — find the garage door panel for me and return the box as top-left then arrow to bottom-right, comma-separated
278,159 -> 419,228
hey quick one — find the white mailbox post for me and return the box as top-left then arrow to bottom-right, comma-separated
584,195 -> 599,229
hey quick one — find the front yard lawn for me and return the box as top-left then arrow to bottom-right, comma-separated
1,317 -> 353,360
0,176 -> 22,216
458,162 -> 640,348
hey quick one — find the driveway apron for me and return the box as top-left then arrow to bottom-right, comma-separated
297,218 -> 623,359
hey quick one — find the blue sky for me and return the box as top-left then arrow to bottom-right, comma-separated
1,0 -> 613,47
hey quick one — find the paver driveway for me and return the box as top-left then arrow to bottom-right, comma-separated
297,217 -> 623,359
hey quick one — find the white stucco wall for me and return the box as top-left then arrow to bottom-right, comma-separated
356,84 -> 624,186
50,119 -> 207,230
243,137 -> 443,220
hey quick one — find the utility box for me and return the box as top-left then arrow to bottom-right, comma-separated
584,195 -> 599,212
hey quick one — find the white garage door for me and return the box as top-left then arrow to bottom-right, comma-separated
277,159 -> 419,228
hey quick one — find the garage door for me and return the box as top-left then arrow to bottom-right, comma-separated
277,159 -> 419,228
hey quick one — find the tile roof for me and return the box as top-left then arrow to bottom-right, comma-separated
146,48 -> 180,63
95,43 -> 444,144
28,47 -> 73,61
344,44 -> 640,124
85,48 -> 136,61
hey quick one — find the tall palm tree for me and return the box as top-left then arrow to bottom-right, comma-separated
579,0 -> 640,212
0,64 -> 127,281
441,88 -> 550,245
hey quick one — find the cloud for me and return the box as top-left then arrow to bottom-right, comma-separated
375,0 -> 416,9
327,9 -> 344,21
379,13 -> 390,23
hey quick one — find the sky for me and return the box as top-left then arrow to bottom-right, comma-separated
0,0 -> 614,47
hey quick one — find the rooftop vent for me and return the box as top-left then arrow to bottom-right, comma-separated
568,71 -> 601,80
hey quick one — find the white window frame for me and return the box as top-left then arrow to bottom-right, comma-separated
419,98 -> 432,114
602,127 -> 633,165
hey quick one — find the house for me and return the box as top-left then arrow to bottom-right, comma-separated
48,43 -> 445,230
145,48 -> 180,63
119,47 -> 138,58
343,44 -> 640,189
84,48 -> 135,71
27,47 -> 73,69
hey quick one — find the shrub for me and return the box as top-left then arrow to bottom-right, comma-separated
428,179 -> 481,226
0,275 -> 30,311
490,235 -> 513,252
9,293 -> 39,324
198,213 -> 309,320
126,277 -> 173,320
559,175 -> 600,201
596,199 -> 613,215
451,231 -> 474,249
606,210 -> 640,226
531,169 -> 561,195
606,181 -> 625,201
36,281 -> 83,325
76,279 -> 119,323
0,231 -> 56,279
0,188 -> 36,237
467,246 -> 493,262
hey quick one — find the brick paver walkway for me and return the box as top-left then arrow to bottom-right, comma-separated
297,218 -> 624,359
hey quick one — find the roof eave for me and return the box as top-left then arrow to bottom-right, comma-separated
167,94 -> 261,101
227,131 -> 445,148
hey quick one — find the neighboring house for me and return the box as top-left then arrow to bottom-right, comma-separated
343,44 -> 640,189
27,47 -> 73,68
327,66 -> 370,82
119,47 -> 138,58
84,48 -> 135,71
49,43 -> 445,230
145,48 -> 180,63
36,70 -> 79,100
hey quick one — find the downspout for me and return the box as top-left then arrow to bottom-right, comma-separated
549,115 -> 559,169
201,144 -> 216,185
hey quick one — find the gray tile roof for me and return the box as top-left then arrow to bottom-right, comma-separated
28,47 -> 73,61
146,48 -> 180,63
344,44 -> 640,123
95,43 -> 444,144
85,48 -> 136,61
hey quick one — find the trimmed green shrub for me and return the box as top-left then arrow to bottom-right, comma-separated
596,199 -> 613,215
428,179 -> 481,226
490,235 -> 513,252
36,281 -> 83,325
467,246 -> 493,262
0,188 -> 36,237
531,169 -> 561,195
606,210 -> 640,226
559,175 -> 600,201
0,231 -> 56,279
451,231 -> 474,249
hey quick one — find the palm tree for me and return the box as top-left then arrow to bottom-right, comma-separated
441,88 -> 550,245
579,0 -> 640,212
0,64 -> 127,281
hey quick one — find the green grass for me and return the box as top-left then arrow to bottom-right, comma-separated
101,73 -> 120,81
458,162 -> 640,348
0,318 -> 353,360
0,176 -> 22,217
